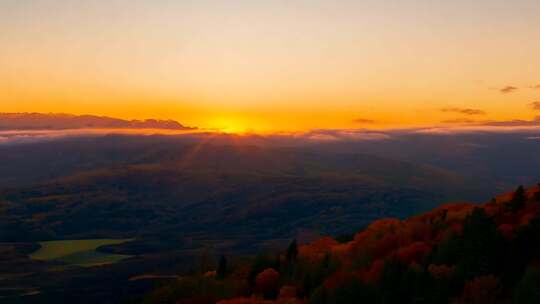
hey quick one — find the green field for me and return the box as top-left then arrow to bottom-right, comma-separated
30,239 -> 133,267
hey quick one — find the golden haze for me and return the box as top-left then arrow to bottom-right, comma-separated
1,1 -> 540,133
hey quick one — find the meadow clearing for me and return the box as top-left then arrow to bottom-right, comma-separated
30,239 -> 133,267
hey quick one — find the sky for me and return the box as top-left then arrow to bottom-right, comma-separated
1,0 -> 540,133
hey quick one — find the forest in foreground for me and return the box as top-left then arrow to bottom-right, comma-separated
142,184 -> 540,304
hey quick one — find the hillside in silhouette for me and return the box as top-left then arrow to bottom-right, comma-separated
0,113 -> 194,130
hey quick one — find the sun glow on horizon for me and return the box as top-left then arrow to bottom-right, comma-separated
206,116 -> 271,134
1,1 -> 540,131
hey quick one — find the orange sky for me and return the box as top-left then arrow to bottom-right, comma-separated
1,1 -> 540,133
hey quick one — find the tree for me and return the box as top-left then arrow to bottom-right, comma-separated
309,286 -> 329,304
248,254 -> 280,286
513,268 -> 540,304
286,239 -> 298,264
509,218 -> 540,283
534,187 -> 540,202
461,275 -> 501,304
379,258 -> 407,303
331,278 -> 378,304
217,255 -> 227,279
509,185 -> 526,212
255,268 -> 280,299
458,208 -> 504,279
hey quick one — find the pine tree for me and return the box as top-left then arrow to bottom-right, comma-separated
509,185 -> 526,212
217,255 -> 227,279
459,208 -> 504,279
286,239 -> 298,264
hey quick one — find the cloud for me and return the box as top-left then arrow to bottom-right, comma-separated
303,129 -> 390,141
474,116 -> 540,127
441,108 -> 486,115
500,86 -> 518,94
439,116 -> 540,128
0,130 -> 73,145
441,119 -> 479,124
352,118 -> 376,124
0,128 -> 199,145
530,84 -> 540,89
530,102 -> 540,110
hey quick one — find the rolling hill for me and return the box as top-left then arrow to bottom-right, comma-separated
0,142 -> 476,251
142,184 -> 540,304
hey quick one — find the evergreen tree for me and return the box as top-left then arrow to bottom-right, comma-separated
286,239 -> 298,264
534,187 -> 540,202
513,268 -> 540,304
217,255 -> 227,279
459,208 -> 504,279
509,185 -> 526,212
302,273 -> 313,297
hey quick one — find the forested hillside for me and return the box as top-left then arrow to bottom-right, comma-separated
142,185 -> 540,304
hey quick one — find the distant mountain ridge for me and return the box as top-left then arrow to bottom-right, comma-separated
0,113 -> 195,130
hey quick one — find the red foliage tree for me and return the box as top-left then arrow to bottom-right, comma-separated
395,242 -> 431,265
498,224 -> 514,240
255,268 -> 280,297
428,264 -> 456,280
362,259 -> 385,285
461,275 -> 501,304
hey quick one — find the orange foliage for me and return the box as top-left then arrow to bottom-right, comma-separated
445,206 -> 473,224
498,224 -> 514,240
255,268 -> 280,295
461,275 -> 501,304
449,222 -> 463,235
278,286 -> 297,299
363,218 -> 402,237
395,242 -> 431,265
404,221 -> 432,242
361,259 -> 385,285
428,264 -> 456,280
520,212 -> 536,226
203,270 -> 217,278
373,234 -> 400,258
324,270 -> 359,290
298,237 -> 338,260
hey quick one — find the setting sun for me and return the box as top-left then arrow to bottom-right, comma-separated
2,2 -> 540,303
2,1 -> 540,133
209,117 -> 251,134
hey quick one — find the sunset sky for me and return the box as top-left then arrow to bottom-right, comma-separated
1,0 -> 540,133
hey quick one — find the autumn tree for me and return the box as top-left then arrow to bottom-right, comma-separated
461,275 -> 501,304
255,268 -> 280,299
248,254 -> 280,286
